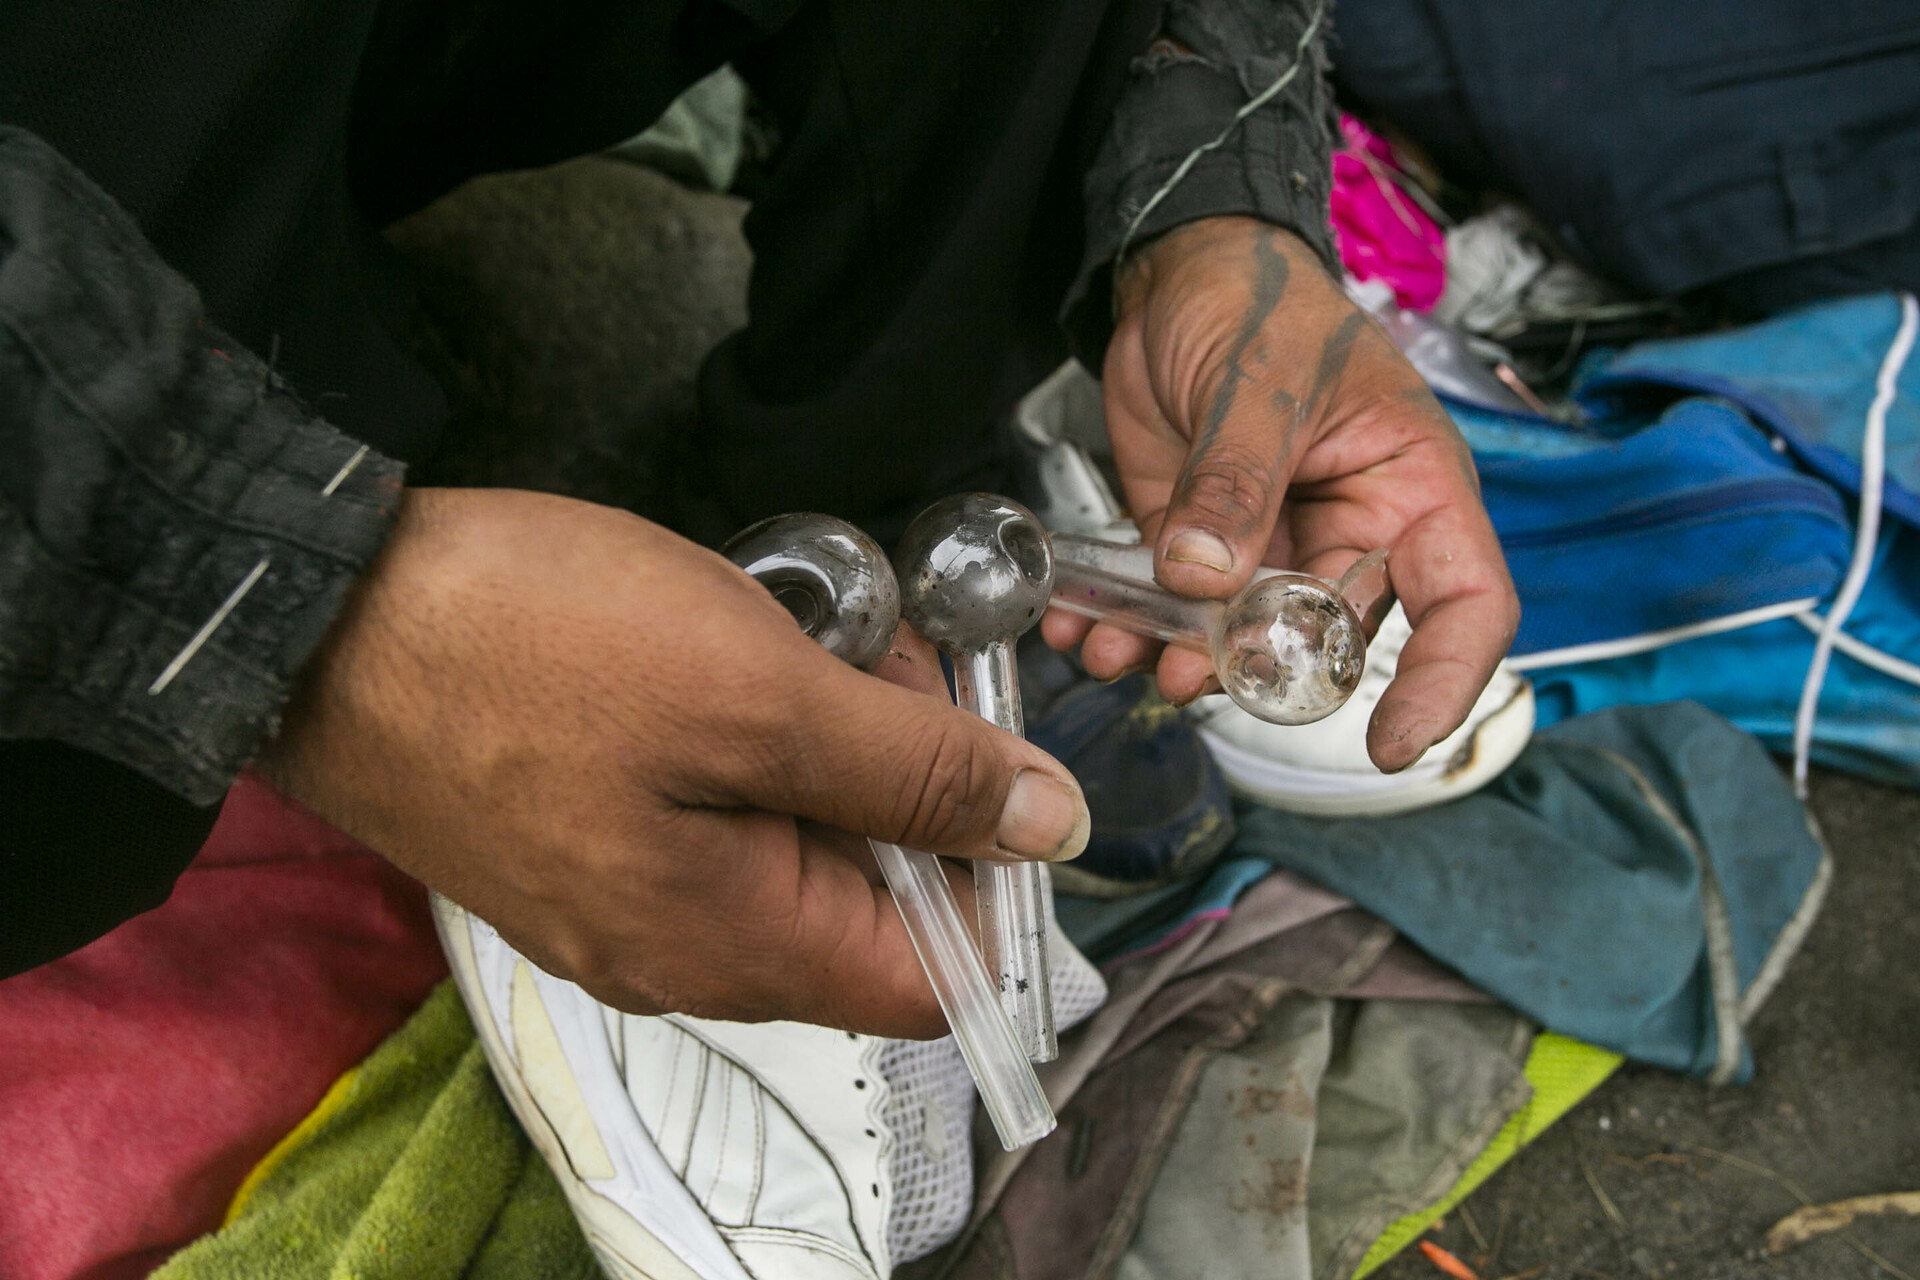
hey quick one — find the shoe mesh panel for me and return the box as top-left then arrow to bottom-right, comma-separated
878,1035 -> 976,1265
879,916 -> 1108,1266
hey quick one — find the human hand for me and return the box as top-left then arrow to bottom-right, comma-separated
1043,216 -> 1517,770
257,488 -> 1089,1038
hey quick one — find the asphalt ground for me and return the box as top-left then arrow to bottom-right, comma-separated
1373,768 -> 1920,1280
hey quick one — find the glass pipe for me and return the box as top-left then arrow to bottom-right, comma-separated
1048,534 -> 1393,725
725,513 -> 1056,1149
893,495 -> 1059,1064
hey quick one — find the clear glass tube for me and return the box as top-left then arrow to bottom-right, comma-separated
867,838 -> 1057,1149
726,511 -> 1056,1146
893,494 -> 1063,1067
950,645 -> 1058,1064
1049,533 -> 1379,726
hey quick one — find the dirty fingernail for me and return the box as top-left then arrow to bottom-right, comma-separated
1375,734 -> 1433,774
1165,529 -> 1234,573
998,769 -> 1090,860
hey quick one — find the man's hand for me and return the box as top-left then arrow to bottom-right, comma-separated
258,488 -> 1089,1038
1044,216 -> 1518,770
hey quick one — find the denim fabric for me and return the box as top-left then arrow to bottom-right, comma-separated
1231,703 -> 1829,1082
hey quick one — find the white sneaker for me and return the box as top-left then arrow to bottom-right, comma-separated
1189,603 -> 1535,817
432,893 -> 1105,1279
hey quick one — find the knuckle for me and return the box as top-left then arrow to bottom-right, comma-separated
892,717 -> 999,849
1498,593 -> 1523,648
1179,448 -> 1276,526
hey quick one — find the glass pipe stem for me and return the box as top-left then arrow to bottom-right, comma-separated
950,643 -> 1059,1064
866,837 -> 1057,1149
1046,532 -> 1377,727
1047,547 -> 1221,653
730,514 -> 1055,1145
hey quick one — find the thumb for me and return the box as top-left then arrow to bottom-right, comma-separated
757,658 -> 1090,863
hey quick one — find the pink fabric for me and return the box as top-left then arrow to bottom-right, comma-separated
1331,114 -> 1446,312
0,772 -> 448,1280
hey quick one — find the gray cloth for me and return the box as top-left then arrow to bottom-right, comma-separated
1304,1002 -> 1532,1279
1121,999 -> 1532,1280
914,872 -> 1505,1280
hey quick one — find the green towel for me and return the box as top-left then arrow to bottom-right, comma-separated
157,981 -> 597,1280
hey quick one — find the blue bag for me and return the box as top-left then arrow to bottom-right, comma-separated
1447,292 -> 1920,785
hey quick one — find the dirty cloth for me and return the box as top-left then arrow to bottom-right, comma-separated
1233,703 -> 1830,1084
918,872 -> 1522,1280
1126,1000 -> 1533,1280
153,982 -> 600,1280
0,773 -> 448,1280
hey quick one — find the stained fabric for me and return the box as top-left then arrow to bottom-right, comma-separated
1132,1000 -> 1533,1280
922,872 -> 1507,1280
1230,703 -> 1829,1083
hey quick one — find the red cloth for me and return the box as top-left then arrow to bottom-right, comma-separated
0,772 -> 448,1280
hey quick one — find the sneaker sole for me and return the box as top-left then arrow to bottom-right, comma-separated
1197,678 -> 1535,818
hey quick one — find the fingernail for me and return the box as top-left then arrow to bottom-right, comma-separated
1380,744 -> 1430,775
1373,732 -> 1433,774
998,769 -> 1090,861
1165,529 -> 1234,573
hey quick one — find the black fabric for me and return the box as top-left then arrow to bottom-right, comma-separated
1332,0 -> 1920,310
688,0 -> 1340,542
682,0 -> 1167,541
1068,0 -> 1340,359
0,128 -> 407,807
0,741 -> 219,975
6,0 -> 1337,531
0,1 -> 446,458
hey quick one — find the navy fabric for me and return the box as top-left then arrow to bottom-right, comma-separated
1228,704 -> 1828,1081
1331,0 -> 1920,309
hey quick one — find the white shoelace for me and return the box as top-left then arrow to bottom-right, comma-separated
1790,293 -> 1919,798
1505,294 -> 1920,794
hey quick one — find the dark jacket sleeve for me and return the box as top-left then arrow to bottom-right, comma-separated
0,127 -> 405,972
1065,0 -> 1340,360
